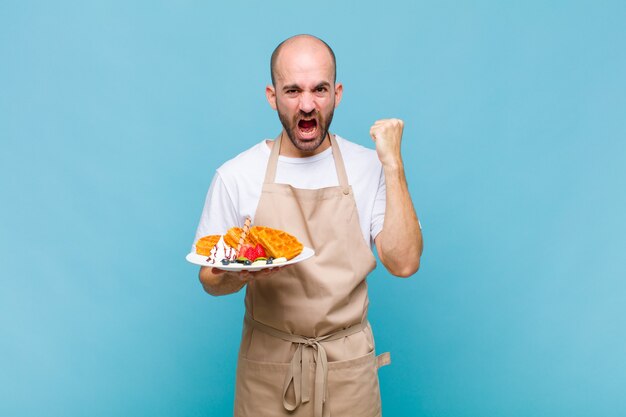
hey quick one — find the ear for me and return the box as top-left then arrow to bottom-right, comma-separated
266,85 -> 277,110
334,83 -> 343,108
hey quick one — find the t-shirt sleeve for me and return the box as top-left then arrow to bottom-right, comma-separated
191,172 -> 239,252
371,167 -> 386,243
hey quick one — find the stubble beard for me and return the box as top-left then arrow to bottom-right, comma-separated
277,104 -> 335,153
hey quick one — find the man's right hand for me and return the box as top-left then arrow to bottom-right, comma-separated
199,265 -> 287,296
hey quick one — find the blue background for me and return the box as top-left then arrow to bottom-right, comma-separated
1,1 -> 625,416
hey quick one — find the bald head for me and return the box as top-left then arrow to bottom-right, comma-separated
270,35 -> 336,86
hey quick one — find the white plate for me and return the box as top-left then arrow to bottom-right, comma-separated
185,246 -> 315,271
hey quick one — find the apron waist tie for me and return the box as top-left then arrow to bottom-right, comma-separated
244,313 -> 368,417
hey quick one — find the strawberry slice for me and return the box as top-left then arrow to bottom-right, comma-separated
237,243 -> 267,261
253,244 -> 267,260
244,246 -> 257,261
238,244 -> 253,259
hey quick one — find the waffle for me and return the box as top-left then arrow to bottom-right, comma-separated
195,235 -> 221,256
249,226 -> 303,260
223,227 -> 256,249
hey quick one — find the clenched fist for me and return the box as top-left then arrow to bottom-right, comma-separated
369,118 -> 404,168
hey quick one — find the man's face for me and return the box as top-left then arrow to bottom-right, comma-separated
267,41 -> 343,156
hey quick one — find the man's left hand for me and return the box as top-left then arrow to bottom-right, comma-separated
369,118 -> 404,168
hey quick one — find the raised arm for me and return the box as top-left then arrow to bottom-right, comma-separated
370,119 -> 423,277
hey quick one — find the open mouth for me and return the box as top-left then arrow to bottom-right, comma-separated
297,119 -> 318,138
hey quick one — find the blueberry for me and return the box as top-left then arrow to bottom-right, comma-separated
244,260 -> 251,266
221,259 -> 230,265
266,258 -> 273,265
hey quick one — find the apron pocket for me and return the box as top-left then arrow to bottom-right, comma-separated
235,350 -> 385,417
235,356 -> 312,417
326,349 -> 383,417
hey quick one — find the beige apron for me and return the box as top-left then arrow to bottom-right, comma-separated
234,134 -> 390,417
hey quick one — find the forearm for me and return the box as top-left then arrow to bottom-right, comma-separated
198,266 -> 247,296
377,161 -> 422,277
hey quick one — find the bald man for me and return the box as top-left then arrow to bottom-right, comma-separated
192,34 -> 422,417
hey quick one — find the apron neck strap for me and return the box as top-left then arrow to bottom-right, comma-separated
264,133 -> 283,184
264,132 -> 351,194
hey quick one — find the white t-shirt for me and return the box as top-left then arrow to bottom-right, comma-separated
193,135 -> 386,250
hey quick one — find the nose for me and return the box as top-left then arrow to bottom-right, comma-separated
298,92 -> 315,113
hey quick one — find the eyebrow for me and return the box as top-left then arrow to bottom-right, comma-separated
314,82 -> 331,90
282,82 -> 331,92
282,84 -> 301,91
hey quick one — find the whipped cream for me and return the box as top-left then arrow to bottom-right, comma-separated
205,237 -> 237,265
